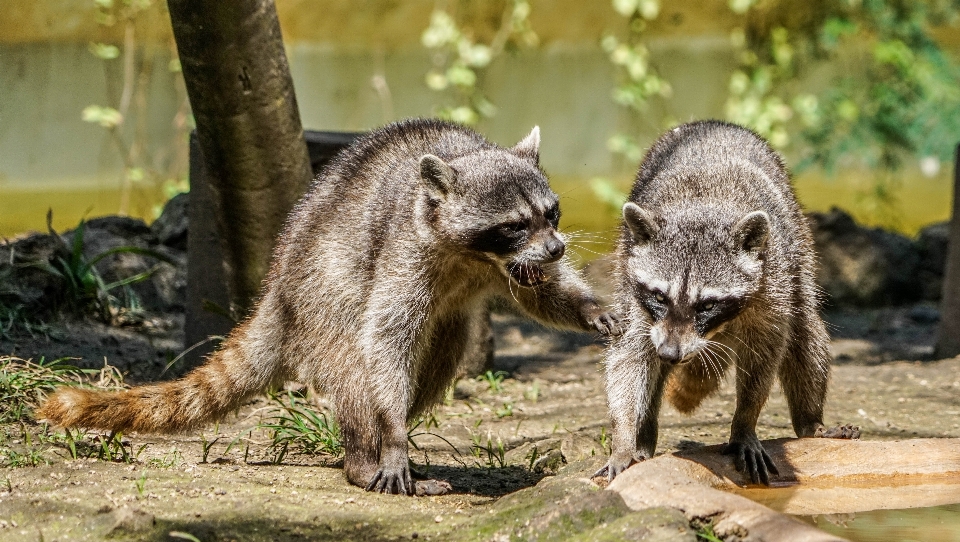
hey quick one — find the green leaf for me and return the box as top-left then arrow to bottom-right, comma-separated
89,43 -> 120,60
612,0 -> 638,17
81,106 -> 123,128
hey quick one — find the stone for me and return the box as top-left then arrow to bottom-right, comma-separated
107,506 -> 155,534
151,192 -> 189,251
808,208 -> 922,306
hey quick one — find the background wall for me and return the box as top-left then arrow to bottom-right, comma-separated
0,0 -> 956,239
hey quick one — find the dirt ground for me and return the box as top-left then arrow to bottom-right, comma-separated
2,303 -> 959,541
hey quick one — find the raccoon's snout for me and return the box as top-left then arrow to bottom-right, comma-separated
543,236 -> 565,262
657,343 -> 683,365
656,340 -> 699,365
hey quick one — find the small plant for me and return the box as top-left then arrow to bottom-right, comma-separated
199,433 -> 221,464
524,380 -> 540,403
147,448 -> 183,469
135,471 -> 147,497
693,518 -> 724,542
258,392 -> 342,464
33,213 -> 175,324
477,370 -> 508,393
495,402 -> 513,419
598,426 -> 610,454
407,413 -> 459,457
470,432 -> 506,469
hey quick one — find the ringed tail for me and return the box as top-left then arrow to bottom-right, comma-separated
37,340 -> 269,434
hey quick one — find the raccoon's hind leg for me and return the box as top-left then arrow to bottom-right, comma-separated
779,310 -> 856,439
666,352 -> 730,414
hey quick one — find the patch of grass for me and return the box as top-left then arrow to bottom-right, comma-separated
693,518 -> 724,542
147,448 -> 183,469
0,356 -> 93,423
471,432 -> 506,468
258,391 -> 342,464
477,370 -> 508,393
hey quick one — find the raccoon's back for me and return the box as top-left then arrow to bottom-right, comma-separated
629,120 -> 792,207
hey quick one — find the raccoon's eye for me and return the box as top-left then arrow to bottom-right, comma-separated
501,220 -> 528,234
699,301 -> 716,312
544,204 -> 560,226
654,293 -> 667,304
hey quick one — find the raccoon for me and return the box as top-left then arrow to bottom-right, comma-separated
39,119 -> 620,495
596,120 -> 857,486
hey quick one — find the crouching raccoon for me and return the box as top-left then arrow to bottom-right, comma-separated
597,120 -> 858,485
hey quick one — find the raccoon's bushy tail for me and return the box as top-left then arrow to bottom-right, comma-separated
37,340 -> 269,434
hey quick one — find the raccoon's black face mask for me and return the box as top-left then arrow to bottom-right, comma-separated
621,202 -> 769,363
418,127 -> 567,288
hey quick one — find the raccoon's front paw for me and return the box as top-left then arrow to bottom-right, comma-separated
724,436 -> 779,486
814,424 -> 861,439
366,464 -> 414,495
589,310 -> 624,336
593,451 -> 641,482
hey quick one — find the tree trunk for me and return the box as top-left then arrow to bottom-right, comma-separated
167,0 -> 311,317
937,144 -> 960,359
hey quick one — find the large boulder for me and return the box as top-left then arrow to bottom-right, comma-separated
0,195 -> 189,321
808,208 -> 922,306
63,215 -> 186,314
150,192 -> 189,252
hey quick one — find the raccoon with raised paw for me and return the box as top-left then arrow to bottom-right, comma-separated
597,120 -> 858,485
40,119 -> 621,495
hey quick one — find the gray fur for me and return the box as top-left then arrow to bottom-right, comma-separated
598,120 -> 831,485
245,119 -> 619,493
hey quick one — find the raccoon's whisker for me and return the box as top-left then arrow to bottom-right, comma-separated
727,334 -> 762,362
706,340 -> 738,361
699,346 -> 724,383
506,260 -> 520,302
568,244 -> 605,257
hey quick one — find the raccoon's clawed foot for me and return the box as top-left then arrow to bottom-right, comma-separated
366,465 -> 414,495
724,437 -> 779,486
591,311 -> 624,336
815,424 -> 861,440
593,451 -> 640,482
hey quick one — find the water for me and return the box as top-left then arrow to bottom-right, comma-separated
1,170 -> 951,252
800,503 -> 960,542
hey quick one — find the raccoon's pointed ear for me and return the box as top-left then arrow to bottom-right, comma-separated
733,210 -> 770,254
622,202 -> 659,243
511,126 -> 540,164
420,154 -> 456,199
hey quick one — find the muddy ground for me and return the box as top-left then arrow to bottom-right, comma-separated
1,302 -> 959,541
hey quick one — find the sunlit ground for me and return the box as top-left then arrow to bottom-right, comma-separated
0,168 -> 952,260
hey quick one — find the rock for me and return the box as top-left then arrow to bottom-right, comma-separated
64,216 -> 186,313
907,304 -> 940,324
808,208 -> 922,306
917,221 -> 950,301
151,192 -> 189,251
587,507 -> 697,542
107,506 -> 155,534
0,233 -> 69,317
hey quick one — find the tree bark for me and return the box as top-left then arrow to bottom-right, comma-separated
167,0 -> 311,316
936,144 -> 960,358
